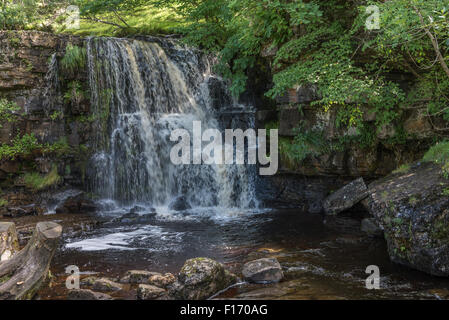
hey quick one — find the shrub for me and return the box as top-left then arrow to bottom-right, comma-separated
60,43 -> 87,73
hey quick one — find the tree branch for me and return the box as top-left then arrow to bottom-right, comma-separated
414,6 -> 449,79
81,15 -> 127,29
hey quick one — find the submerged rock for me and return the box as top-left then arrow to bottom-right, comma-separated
137,284 -> 167,300
323,178 -> 368,215
68,289 -> 113,300
114,212 -> 156,224
169,196 -> 191,211
170,257 -> 237,300
366,162 -> 449,276
242,258 -> 284,284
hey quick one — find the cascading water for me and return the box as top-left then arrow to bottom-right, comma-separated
86,36 -> 258,211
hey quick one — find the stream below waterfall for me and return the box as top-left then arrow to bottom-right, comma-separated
37,207 -> 449,300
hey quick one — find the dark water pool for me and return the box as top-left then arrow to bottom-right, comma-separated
39,208 -> 449,300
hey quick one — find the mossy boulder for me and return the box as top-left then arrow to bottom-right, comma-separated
170,257 -> 237,300
365,162 -> 449,276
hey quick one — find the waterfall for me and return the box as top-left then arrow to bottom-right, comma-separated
85,37 -> 258,210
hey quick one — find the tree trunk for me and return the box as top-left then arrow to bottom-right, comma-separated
0,222 -> 62,300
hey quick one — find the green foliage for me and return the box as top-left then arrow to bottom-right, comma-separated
44,137 -> 72,157
0,0 -> 70,31
0,198 -> 7,207
64,81 -> 85,105
279,125 -> 330,167
23,166 -> 61,191
61,43 -> 87,73
0,98 -> 20,127
0,134 -> 42,161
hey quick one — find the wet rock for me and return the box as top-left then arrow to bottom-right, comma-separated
55,192 -> 97,214
3,204 -> 45,218
114,212 -> 156,224
148,273 -> 176,289
366,162 -> 449,276
169,196 -> 191,211
323,178 -> 368,215
120,270 -> 159,284
361,218 -> 383,237
242,258 -> 284,284
129,206 -> 146,214
67,289 -> 113,300
92,278 -> 123,292
80,276 -> 98,287
0,222 -> 19,261
428,289 -> 449,300
136,284 -> 167,300
170,257 -> 237,300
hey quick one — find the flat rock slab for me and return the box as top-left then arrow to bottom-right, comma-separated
323,178 -> 368,215
242,258 -> 284,284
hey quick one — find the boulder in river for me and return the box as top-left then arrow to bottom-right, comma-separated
365,162 -> 449,276
323,178 -> 368,215
92,278 -> 123,292
169,196 -> 191,211
120,270 -> 159,284
148,273 -> 176,289
137,284 -> 167,300
242,258 -> 284,284
170,257 -> 237,300
55,192 -> 97,214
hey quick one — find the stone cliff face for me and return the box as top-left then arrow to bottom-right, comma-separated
255,74 -> 436,210
0,31 -> 92,215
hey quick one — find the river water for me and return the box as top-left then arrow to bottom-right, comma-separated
39,207 -> 449,300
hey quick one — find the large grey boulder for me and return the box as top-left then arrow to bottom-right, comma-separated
365,162 -> 449,276
323,178 -> 368,215
242,258 -> 284,284
170,257 -> 237,300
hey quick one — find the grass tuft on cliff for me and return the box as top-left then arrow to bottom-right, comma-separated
423,141 -> 449,178
60,43 -> 87,73
23,166 -> 61,191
